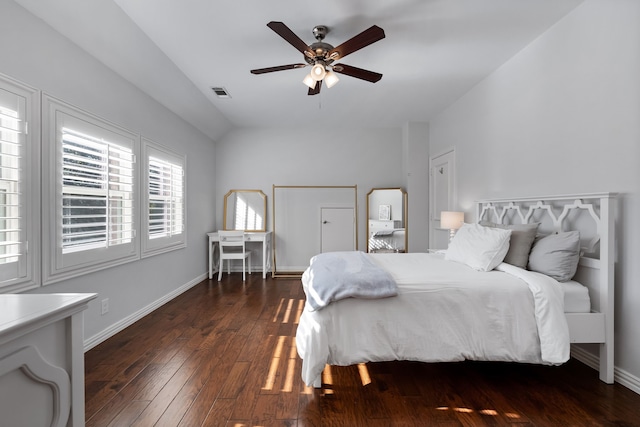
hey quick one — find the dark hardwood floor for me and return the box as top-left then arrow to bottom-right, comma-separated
85,274 -> 640,427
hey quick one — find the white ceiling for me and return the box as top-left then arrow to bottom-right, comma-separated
15,0 -> 583,141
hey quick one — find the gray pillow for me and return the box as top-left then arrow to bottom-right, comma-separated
480,222 -> 539,269
527,231 -> 581,282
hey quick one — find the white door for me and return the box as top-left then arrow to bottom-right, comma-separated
429,149 -> 456,249
321,207 -> 355,253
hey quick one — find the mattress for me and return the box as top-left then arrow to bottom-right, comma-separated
562,280 -> 591,313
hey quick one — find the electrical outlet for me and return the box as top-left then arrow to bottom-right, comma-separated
101,298 -> 109,315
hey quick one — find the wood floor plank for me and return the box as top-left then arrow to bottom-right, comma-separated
105,400 -> 150,427
129,347 -> 210,426
200,398 -> 236,427
85,275 -> 640,427
217,361 -> 251,399
152,349 -> 223,426
86,363 -> 167,427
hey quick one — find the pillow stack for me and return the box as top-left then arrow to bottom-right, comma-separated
444,221 -> 581,282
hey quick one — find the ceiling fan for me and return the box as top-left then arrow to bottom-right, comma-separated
250,21 -> 385,95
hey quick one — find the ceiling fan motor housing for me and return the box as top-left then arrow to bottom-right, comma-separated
312,25 -> 328,40
306,25 -> 334,66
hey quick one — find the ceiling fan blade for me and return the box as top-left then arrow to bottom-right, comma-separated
308,80 -> 322,96
332,63 -> 382,83
250,64 -> 307,74
328,25 -> 385,61
267,21 -> 314,57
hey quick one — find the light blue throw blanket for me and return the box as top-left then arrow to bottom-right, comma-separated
302,251 -> 398,311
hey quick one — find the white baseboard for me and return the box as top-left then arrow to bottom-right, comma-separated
571,345 -> 640,395
83,272 -> 207,351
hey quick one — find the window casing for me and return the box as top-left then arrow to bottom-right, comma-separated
42,95 -> 139,284
0,74 -> 39,293
141,139 -> 186,257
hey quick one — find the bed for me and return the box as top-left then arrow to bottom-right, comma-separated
296,193 -> 615,387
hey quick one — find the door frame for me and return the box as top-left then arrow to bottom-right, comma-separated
429,148 -> 457,249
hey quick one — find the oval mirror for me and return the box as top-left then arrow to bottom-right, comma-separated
366,188 -> 408,253
223,189 -> 267,232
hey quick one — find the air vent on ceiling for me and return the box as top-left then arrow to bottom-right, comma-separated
211,87 -> 231,98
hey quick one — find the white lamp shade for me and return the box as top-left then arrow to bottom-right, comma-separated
324,70 -> 339,88
311,63 -> 326,81
440,211 -> 464,230
302,73 -> 316,89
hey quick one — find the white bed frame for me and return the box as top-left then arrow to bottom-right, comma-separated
476,193 -> 615,383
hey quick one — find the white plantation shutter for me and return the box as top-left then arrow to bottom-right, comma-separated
148,156 -> 183,238
0,106 -> 22,265
61,128 -> 135,252
0,75 -> 38,292
142,139 -> 186,257
43,95 -> 139,284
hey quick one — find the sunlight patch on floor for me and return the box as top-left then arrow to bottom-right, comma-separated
272,298 -> 305,324
357,363 -> 372,386
295,299 -> 304,324
437,406 -> 521,419
322,365 -> 334,395
282,298 -> 294,323
262,335 -> 286,390
282,337 -> 297,392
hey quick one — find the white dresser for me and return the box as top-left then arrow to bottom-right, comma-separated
0,293 -> 96,427
368,220 -> 402,237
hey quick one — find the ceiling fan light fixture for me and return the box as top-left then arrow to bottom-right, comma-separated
302,73 -> 316,89
325,70 -> 339,88
311,62 -> 326,81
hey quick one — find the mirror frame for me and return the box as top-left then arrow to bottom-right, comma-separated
223,189 -> 267,232
366,187 -> 408,253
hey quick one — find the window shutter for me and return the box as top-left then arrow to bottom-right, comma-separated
61,128 -> 135,253
0,105 -> 23,266
0,75 -> 38,292
148,156 -> 183,239
142,139 -> 186,257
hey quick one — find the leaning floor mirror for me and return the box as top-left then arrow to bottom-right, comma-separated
223,189 -> 267,232
366,188 -> 408,253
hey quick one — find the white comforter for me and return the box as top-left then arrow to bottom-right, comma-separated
296,252 -> 569,387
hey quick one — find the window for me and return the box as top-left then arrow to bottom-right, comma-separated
42,95 -> 139,284
0,74 -> 39,293
141,139 -> 186,257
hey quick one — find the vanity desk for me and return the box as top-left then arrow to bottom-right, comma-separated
208,231 -> 273,279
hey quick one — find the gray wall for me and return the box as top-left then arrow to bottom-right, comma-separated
1,1 -> 217,342
429,0 -> 640,384
215,127 -> 407,252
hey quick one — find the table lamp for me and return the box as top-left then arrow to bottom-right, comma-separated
440,211 -> 464,242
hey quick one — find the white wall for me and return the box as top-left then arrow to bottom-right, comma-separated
429,0 -> 640,385
216,127 -> 405,251
403,122 -> 430,252
1,2 -> 218,342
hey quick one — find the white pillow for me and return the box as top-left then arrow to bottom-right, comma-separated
445,223 -> 512,271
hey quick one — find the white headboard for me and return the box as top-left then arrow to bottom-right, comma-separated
475,193 -> 616,383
